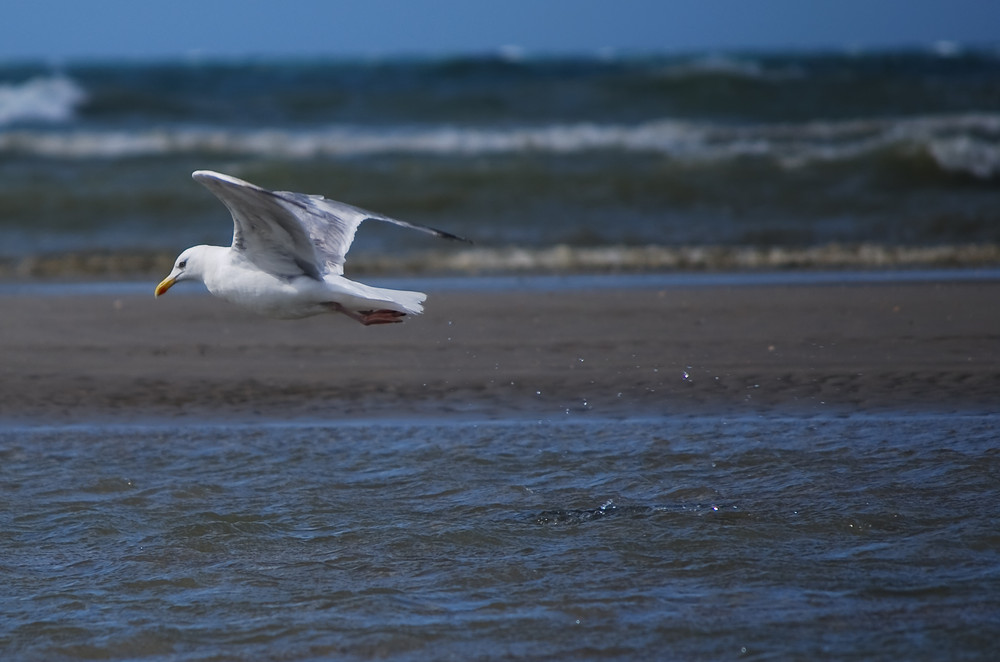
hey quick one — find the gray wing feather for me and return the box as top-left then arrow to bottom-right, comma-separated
193,170 -> 471,278
272,191 -> 471,275
193,170 -> 322,280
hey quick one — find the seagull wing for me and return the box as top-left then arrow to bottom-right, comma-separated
270,190 -> 472,275
194,169 -> 472,278
193,170 -> 323,280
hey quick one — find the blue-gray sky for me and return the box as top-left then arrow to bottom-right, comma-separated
1,0 -> 997,61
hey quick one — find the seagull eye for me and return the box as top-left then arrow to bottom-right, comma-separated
178,260 -> 187,269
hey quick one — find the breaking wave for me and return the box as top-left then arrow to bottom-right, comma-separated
354,243 -> 1000,274
1,113 -> 997,179
0,75 -> 86,126
6,243 -> 997,280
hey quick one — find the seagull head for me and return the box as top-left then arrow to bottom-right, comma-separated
155,246 -> 206,297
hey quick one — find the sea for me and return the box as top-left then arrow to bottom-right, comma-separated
0,47 -> 999,274
3,416 -> 999,660
2,48 -> 1000,660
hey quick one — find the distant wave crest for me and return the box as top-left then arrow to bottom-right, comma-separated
5,243 -> 999,279
1,112 -> 998,179
0,75 -> 86,126
654,55 -> 804,81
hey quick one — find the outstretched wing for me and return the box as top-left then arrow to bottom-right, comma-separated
270,190 -> 471,275
194,170 -> 472,278
193,170 -> 323,280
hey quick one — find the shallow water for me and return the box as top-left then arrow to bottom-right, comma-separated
3,414 -> 998,660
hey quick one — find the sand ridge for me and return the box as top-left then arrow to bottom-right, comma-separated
1,281 -> 997,423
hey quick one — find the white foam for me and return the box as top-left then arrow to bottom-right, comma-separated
0,112 -> 997,179
928,135 -> 1000,179
348,243 -> 1000,275
0,75 -> 86,126
6,243 -> 998,280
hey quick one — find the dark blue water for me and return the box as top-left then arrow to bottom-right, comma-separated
2,415 -> 998,660
1,50 -> 999,269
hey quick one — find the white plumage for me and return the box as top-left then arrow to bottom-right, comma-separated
155,170 -> 469,325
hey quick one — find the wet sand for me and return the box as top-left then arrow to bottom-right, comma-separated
1,279 -> 997,423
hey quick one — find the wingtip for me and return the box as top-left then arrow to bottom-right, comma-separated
433,227 -> 473,244
446,231 -> 474,245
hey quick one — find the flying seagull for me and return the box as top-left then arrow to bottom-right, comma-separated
155,170 -> 470,325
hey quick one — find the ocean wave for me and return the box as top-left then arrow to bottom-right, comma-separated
5,243 -> 997,280
1,113 -> 998,179
0,75 -> 86,126
654,55 -> 804,81
358,243 -> 1000,274
927,134 -> 1000,179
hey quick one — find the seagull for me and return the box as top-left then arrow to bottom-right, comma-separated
155,170 -> 470,325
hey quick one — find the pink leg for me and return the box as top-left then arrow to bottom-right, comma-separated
358,309 -> 406,325
325,303 -> 405,326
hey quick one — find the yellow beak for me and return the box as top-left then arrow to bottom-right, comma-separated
154,276 -> 176,297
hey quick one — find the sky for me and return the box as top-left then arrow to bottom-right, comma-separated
1,0 -> 998,61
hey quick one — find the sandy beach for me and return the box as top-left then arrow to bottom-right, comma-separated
1,278 -> 997,423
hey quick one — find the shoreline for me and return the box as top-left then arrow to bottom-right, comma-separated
3,265 -> 1000,297
3,242 -> 999,282
1,277 -> 997,424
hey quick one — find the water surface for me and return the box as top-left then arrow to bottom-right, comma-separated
1,51 -> 999,271
3,415 -> 998,660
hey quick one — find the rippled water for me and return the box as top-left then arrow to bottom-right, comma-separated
3,415 -> 999,660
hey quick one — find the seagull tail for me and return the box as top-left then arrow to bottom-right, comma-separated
323,276 -> 427,317
383,288 -> 426,316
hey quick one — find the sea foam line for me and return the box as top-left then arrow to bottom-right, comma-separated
4,243 -> 998,280
1,113 -> 998,178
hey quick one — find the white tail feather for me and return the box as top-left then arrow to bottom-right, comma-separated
324,275 -> 426,316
